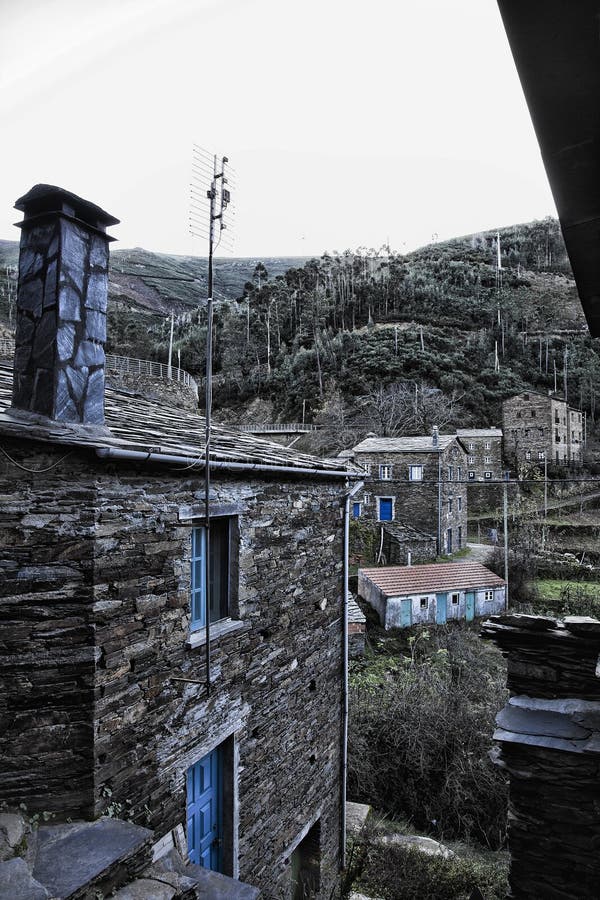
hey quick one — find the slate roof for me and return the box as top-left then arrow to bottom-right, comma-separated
457,428 -> 503,439
359,562 -> 505,597
0,365 -> 356,478
348,595 -> 366,625
352,435 -> 460,454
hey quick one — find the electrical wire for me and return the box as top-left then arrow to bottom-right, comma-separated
0,444 -> 73,473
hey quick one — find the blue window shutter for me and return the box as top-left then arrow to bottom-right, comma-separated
191,527 -> 207,629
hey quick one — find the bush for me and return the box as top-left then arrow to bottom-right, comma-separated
348,627 -> 508,849
349,838 -> 508,900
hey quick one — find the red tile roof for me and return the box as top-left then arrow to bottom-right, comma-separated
359,562 -> 505,596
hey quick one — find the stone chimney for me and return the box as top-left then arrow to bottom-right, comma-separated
12,185 -> 119,425
432,425 -> 439,448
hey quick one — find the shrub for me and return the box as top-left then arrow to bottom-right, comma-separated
348,627 -> 508,849
349,838 -> 508,900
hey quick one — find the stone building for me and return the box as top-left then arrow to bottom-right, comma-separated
482,613 -> 600,899
350,430 -> 468,555
502,391 -> 584,468
456,428 -> 503,482
359,562 -> 505,630
0,185 -> 360,898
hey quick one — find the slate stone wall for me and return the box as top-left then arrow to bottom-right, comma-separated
0,441 -> 344,899
0,441 -> 97,818
13,217 -> 108,424
482,615 -> 600,899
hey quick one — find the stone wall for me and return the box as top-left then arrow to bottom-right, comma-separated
502,393 -> 583,468
482,614 -> 600,899
0,439 -> 345,899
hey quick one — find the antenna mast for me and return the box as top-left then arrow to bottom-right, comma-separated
189,145 -> 234,696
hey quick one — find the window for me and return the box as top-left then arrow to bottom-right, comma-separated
458,525 -> 462,547
362,463 -> 371,475
191,518 -> 232,630
531,410 -> 536,418
451,592 -> 459,605
525,450 -> 531,460
484,455 -> 491,464
419,597 -> 429,610
408,465 -> 423,481
457,497 -> 462,512
484,441 -> 491,450
457,466 -> 462,481
448,465 -> 454,481
362,493 -> 371,505
468,471 -> 475,481
468,442 -> 474,451
352,502 -> 361,519
484,590 -> 494,602
484,471 -> 492,480
538,451 -> 545,460
379,464 -> 392,480
448,497 -> 453,513
468,455 -> 475,464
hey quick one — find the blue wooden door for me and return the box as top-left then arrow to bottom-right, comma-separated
465,591 -> 475,622
187,749 -> 222,870
401,598 -> 412,628
435,592 -> 447,625
379,498 -> 393,521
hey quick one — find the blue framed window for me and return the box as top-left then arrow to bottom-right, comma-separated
191,519 -> 231,630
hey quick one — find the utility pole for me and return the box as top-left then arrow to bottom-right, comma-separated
503,473 -> 509,611
563,347 -> 568,402
167,310 -> 174,380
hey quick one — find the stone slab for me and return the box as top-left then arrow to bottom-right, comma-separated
112,877 -> 177,899
0,857 -> 50,900
32,818 -> 152,898
346,801 -> 372,837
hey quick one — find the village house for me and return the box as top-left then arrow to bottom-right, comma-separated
350,430 -> 468,556
456,428 -> 503,482
358,562 -> 506,630
502,391 -> 584,468
0,185 -> 361,899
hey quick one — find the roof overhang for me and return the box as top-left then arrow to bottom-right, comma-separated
497,0 -> 600,335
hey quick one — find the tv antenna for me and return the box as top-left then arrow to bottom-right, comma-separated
189,144 -> 236,696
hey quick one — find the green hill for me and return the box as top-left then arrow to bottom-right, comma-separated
2,220 -> 600,450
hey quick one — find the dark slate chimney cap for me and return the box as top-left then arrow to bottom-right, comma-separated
14,184 -> 120,232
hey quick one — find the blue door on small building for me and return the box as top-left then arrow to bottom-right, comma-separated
401,598 -> 412,628
187,749 -> 222,871
435,592 -> 447,625
465,591 -> 475,622
352,501 -> 361,519
379,498 -> 393,521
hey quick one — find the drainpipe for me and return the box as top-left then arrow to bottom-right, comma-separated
95,446 -> 358,480
341,479 -> 364,870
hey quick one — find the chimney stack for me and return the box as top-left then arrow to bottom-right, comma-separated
432,425 -> 439,448
12,185 -> 119,425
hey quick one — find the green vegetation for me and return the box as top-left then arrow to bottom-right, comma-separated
524,579 -> 600,618
345,831 -> 508,900
348,626 -> 508,850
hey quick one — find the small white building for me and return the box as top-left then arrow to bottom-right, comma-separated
358,562 -> 506,630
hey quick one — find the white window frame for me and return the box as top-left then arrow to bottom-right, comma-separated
408,465 -> 423,482
379,464 -> 393,480
484,471 -> 492,480
468,471 -> 475,481
419,597 -> 429,610
468,455 -> 475,464
484,455 -> 491,464
484,441 -> 491,450
525,450 -> 531,460
457,496 -> 462,512
451,592 -> 459,605
484,590 -> 494,602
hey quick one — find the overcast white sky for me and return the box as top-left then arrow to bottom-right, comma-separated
0,0 -> 555,258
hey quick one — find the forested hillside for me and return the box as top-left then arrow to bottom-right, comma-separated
2,219 -> 600,452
